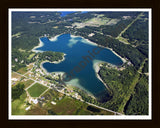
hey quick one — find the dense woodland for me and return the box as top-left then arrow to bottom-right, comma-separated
98,65 -> 138,112
12,49 -> 32,71
11,11 -> 149,115
122,13 -> 149,44
12,83 -> 25,100
82,33 -> 145,70
37,51 -> 64,62
124,74 -> 148,115
12,50 -> 64,71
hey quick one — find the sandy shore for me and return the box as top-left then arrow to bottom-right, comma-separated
93,61 -> 110,90
32,34 -> 62,52
49,34 -> 62,42
70,35 -> 97,46
71,35 -> 126,63
32,38 -> 44,53
41,53 -> 66,67
107,47 -> 126,63
33,34 -> 126,63
40,61 -> 49,74
34,33 -> 125,94
40,53 -> 66,74
40,61 -> 65,76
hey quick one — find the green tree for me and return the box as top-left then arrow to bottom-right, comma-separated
12,83 -> 25,100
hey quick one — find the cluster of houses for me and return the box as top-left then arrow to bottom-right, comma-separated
104,58 -> 133,71
23,61 -> 83,111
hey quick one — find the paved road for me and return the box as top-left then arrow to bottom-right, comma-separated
25,81 -> 36,90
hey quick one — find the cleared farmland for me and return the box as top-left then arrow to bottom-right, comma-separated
27,83 -> 48,97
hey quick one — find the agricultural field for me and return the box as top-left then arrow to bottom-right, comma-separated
72,15 -> 120,28
11,72 -> 24,87
41,89 -> 114,115
20,79 -> 34,89
27,83 -> 48,97
17,67 -> 28,74
12,71 -> 22,78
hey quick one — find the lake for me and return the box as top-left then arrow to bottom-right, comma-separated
59,11 -> 88,17
35,34 -> 123,99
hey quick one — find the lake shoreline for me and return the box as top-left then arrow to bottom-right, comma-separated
71,34 -> 126,63
71,35 -> 98,46
49,34 -> 62,42
40,53 -> 66,74
32,34 -> 126,63
32,33 -> 124,98
32,38 -> 44,53
93,61 -> 110,91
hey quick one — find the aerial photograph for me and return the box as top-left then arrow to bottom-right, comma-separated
9,9 -> 151,119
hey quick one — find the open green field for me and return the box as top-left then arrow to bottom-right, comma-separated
12,71 -> 22,78
17,67 -> 28,74
11,72 -> 24,87
12,32 -> 22,38
72,16 -> 118,28
27,83 -> 48,97
42,89 -> 114,115
12,92 -> 27,115
27,53 -> 35,60
20,79 -> 34,89
116,36 -> 130,44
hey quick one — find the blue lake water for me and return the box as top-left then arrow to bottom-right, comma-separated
59,11 -> 88,17
35,34 -> 123,98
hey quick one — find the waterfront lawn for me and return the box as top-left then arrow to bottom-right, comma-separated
27,83 -> 48,97
17,67 -> 28,74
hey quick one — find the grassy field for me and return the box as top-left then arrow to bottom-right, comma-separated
27,83 -> 48,97
12,71 -> 22,78
20,79 -> 34,89
12,92 -> 27,115
42,89 -> 114,115
18,48 -> 26,52
116,36 -> 130,44
12,72 -> 24,87
26,106 -> 47,115
27,53 -> 35,60
45,96 -> 114,115
13,88 -> 114,115
17,67 -> 28,74
73,16 -> 113,28
12,32 -> 21,38
48,96 -> 84,115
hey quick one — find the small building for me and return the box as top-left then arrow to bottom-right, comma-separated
15,58 -> 18,62
31,98 -> 38,104
51,101 -> 56,105
11,78 -> 18,81
25,106 -> 31,111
